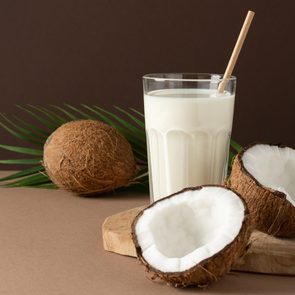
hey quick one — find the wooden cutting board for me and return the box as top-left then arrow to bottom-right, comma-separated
102,206 -> 295,275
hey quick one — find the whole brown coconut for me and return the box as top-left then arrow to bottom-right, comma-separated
229,143 -> 295,238
43,120 -> 137,195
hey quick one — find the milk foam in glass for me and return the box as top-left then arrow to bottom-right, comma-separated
143,73 -> 236,202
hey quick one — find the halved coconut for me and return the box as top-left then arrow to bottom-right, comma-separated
229,143 -> 295,237
132,186 -> 251,288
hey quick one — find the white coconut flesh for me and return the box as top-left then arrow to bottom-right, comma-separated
242,144 -> 295,206
134,187 -> 245,273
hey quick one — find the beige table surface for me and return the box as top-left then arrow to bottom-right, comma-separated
0,171 -> 294,295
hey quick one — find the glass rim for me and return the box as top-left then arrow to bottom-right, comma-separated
143,73 -> 236,82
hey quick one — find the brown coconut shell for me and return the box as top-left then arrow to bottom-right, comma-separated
228,143 -> 295,238
132,185 -> 252,288
43,120 -> 137,195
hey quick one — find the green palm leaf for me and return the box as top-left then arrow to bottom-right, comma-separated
91,106 -> 147,155
129,108 -> 144,117
0,165 -> 44,182
51,105 -> 79,120
65,104 -> 96,120
0,104 -> 241,191
0,158 -> 42,164
12,116 -> 50,138
0,114 -> 46,144
29,105 -> 68,125
0,144 -> 43,156
4,172 -> 49,187
114,106 -> 145,129
95,106 -> 146,140
34,182 -> 57,189
230,139 -> 242,153
16,105 -> 58,129
0,117 -> 44,146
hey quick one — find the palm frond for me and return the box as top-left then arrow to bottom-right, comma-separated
51,105 -> 79,120
95,106 -> 146,140
12,116 -> 51,138
230,139 -> 242,153
16,105 -> 61,130
29,105 -> 68,125
0,104 -> 241,192
0,105 -> 148,189
114,106 -> 145,129
0,114 -> 45,144
0,144 -> 43,156
129,108 -> 144,117
0,165 -> 44,182
65,104 -> 96,120
0,117 -> 44,146
0,158 -> 42,164
4,173 -> 49,187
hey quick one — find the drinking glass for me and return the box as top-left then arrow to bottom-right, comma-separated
143,73 -> 236,202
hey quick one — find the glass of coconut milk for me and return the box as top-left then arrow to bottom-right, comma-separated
143,73 -> 236,202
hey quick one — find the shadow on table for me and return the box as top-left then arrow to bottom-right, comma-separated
78,184 -> 149,200
82,190 -> 149,201
174,272 -> 294,294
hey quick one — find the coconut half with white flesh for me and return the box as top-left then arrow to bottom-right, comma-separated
229,143 -> 295,237
132,186 -> 251,288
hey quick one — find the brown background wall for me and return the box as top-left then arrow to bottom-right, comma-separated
0,0 -> 294,165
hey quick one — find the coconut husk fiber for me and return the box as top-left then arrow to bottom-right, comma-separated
43,120 -> 137,195
229,145 -> 295,238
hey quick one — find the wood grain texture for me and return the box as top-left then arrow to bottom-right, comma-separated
102,206 -> 145,257
102,206 -> 295,275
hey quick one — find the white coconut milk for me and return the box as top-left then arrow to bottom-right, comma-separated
144,89 -> 235,201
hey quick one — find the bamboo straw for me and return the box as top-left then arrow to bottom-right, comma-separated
218,10 -> 255,93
